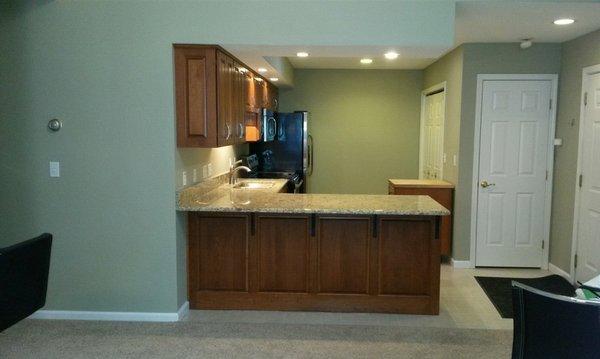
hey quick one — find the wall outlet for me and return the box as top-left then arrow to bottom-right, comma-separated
49,161 -> 60,177
192,168 -> 198,182
442,153 -> 447,164
202,165 -> 208,178
453,155 -> 458,167
182,171 -> 187,187
207,163 -> 213,176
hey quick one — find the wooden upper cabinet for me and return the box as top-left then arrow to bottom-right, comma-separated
175,44 -> 279,147
174,46 -> 217,147
216,50 -> 236,146
233,62 -> 247,144
268,82 -> 279,110
245,71 -> 256,110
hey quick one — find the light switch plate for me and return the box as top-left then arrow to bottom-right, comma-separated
182,171 -> 187,187
453,155 -> 458,166
442,153 -> 447,164
49,161 -> 60,177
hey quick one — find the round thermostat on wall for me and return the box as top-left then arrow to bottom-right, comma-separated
48,118 -> 62,132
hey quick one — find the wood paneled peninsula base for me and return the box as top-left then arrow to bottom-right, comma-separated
177,190 -> 449,315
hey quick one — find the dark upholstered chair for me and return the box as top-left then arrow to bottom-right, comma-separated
512,281 -> 600,359
0,233 -> 52,332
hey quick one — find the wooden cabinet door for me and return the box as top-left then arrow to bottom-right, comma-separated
391,186 -> 453,256
253,78 -> 264,109
216,51 -> 235,146
261,80 -> 269,109
316,216 -> 372,294
256,214 -> 311,293
267,82 -> 278,110
188,213 -> 250,303
174,46 -> 217,147
245,71 -> 256,110
233,62 -> 246,144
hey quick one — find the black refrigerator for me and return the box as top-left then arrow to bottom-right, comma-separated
248,111 -> 312,193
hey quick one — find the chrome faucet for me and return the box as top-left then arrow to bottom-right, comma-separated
229,160 -> 251,185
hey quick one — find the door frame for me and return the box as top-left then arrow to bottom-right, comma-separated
419,82 -> 446,179
469,74 -> 558,269
570,63 -> 600,282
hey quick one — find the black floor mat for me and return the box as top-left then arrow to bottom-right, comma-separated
475,275 -> 575,318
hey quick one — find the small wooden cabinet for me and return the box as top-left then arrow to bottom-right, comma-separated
188,212 -> 440,314
174,45 -> 278,147
388,179 -> 454,256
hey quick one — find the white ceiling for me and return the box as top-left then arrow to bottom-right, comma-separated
455,1 -> 600,43
225,1 -> 600,78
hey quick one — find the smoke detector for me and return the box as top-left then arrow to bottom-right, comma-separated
520,39 -> 533,49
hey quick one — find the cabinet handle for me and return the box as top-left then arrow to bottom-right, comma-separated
238,123 -> 244,139
372,215 -> 378,238
224,123 -> 231,140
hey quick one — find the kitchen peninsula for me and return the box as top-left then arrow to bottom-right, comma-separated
177,186 -> 449,315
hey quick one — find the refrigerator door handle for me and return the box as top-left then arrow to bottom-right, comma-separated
307,134 -> 314,176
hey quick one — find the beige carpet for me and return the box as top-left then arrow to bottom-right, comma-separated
0,319 -> 512,358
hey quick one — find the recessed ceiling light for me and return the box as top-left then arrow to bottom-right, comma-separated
384,51 -> 399,60
269,77 -> 279,82
360,58 -> 373,64
553,18 -> 575,25
296,52 -> 309,58
257,67 -> 267,73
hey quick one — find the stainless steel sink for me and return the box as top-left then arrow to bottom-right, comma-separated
232,181 -> 275,189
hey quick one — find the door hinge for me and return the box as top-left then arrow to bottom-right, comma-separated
584,92 -> 588,106
579,174 -> 583,188
574,254 -> 578,268
541,240 -> 545,249
549,99 -> 552,110
545,170 -> 548,181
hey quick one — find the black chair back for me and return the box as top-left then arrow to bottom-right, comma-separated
0,233 -> 52,332
512,280 -> 600,359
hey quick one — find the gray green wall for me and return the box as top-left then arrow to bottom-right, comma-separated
424,43 -> 562,261
550,29 -> 600,272
423,47 -> 464,185
456,43 -> 563,261
0,1 -> 453,313
279,70 -> 423,194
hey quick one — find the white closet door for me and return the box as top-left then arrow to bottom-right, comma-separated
421,92 -> 444,180
475,80 -> 552,267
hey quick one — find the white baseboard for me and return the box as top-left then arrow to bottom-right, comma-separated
548,263 -> 572,282
177,301 -> 190,320
30,301 -> 190,322
451,258 -> 473,269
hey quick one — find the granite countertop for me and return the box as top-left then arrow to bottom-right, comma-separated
389,179 -> 455,188
177,186 -> 450,216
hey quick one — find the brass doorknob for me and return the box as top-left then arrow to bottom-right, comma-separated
480,180 -> 495,188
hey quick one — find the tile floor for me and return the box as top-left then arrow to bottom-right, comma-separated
186,263 -> 550,330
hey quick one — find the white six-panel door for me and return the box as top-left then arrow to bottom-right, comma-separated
475,80 -> 552,267
575,72 -> 600,282
421,91 -> 445,180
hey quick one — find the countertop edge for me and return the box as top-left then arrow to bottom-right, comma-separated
388,179 -> 455,189
176,207 -> 450,216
